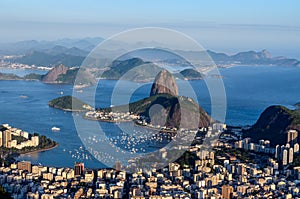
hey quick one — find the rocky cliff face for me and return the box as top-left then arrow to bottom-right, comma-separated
150,70 -> 178,96
104,69 -> 211,128
42,64 -> 68,83
243,106 -> 300,146
148,70 -> 210,128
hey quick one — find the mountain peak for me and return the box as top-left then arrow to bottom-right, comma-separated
150,70 -> 179,96
42,64 -> 68,83
261,49 -> 272,59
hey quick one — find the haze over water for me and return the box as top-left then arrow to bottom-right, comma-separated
0,65 -> 300,168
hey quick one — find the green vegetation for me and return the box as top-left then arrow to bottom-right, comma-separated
0,186 -> 12,199
291,109 -> 300,125
175,151 -> 199,168
175,68 -> 202,80
72,68 -> 96,86
102,58 -> 146,79
2,65 -> 95,85
49,95 -> 92,111
56,68 -> 78,84
1,134 -> 57,154
97,93 -> 210,128
101,58 -> 162,81
11,135 -> 27,144
23,73 -> 43,80
37,135 -> 57,149
243,105 -> 300,146
100,93 -> 176,113
293,155 -> 300,167
101,58 -> 203,81
0,73 -> 22,80
0,133 -> 57,168
215,148 -> 255,164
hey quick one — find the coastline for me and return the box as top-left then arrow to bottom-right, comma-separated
83,115 -> 133,123
49,105 -> 88,112
83,115 -> 179,134
18,143 -> 59,156
133,122 -> 178,133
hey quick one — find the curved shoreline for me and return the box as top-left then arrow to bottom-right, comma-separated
84,115 -> 179,134
83,115 -> 133,123
18,143 -> 59,155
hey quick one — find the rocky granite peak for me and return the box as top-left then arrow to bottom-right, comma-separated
42,64 -> 68,83
150,70 -> 179,96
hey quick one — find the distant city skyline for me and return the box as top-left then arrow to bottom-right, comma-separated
0,0 -> 300,58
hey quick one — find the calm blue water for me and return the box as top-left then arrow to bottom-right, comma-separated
0,66 -> 300,168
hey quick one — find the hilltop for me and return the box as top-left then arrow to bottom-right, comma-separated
101,58 -> 162,82
23,65 -> 95,86
101,58 -> 202,81
176,68 -> 202,80
48,96 -> 93,112
243,105 -> 300,146
150,69 -> 178,96
97,70 -> 211,129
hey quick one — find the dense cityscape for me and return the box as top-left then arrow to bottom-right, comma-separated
1,121 -> 300,198
1,1 -> 300,198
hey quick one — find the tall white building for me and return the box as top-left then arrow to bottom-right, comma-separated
289,147 -> 294,164
295,143 -> 300,154
287,130 -> 298,146
283,149 -> 288,166
0,131 -> 2,147
275,145 -> 280,159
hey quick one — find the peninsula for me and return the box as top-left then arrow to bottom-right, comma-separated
0,123 -> 58,162
85,70 -> 211,130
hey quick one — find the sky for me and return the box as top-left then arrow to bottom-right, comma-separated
0,0 -> 300,58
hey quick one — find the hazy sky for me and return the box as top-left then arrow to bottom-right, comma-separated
1,0 -> 300,57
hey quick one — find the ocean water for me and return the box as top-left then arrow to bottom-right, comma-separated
0,66 -> 300,168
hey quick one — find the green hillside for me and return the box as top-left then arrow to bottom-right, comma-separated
243,105 -> 300,146
98,93 -> 211,129
49,96 -> 92,111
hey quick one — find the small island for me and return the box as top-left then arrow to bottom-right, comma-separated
48,95 -> 93,112
175,68 -> 202,80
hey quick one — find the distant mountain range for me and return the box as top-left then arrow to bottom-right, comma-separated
0,38 -> 102,67
0,37 -> 103,54
207,49 -> 300,67
0,38 -> 299,67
